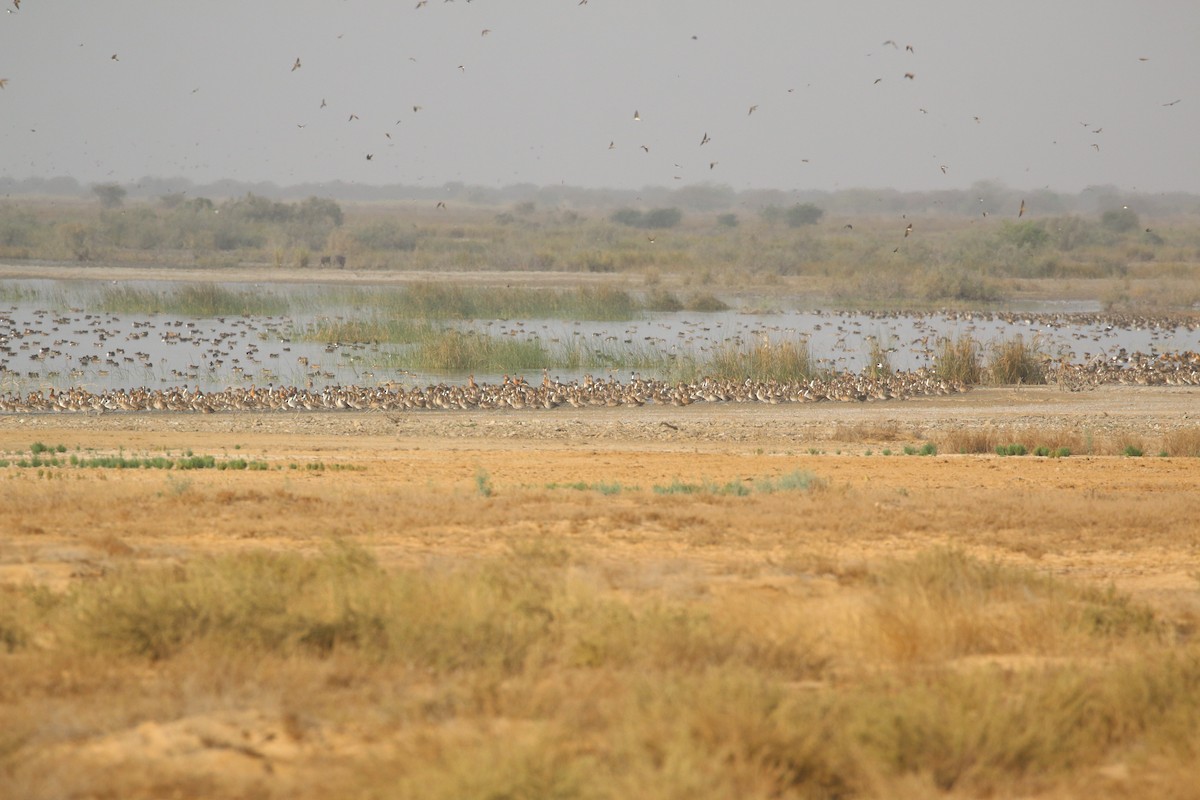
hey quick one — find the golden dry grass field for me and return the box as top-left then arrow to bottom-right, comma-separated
2,386 -> 1199,799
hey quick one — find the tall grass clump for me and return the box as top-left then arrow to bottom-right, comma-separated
863,336 -> 894,380
409,328 -> 553,372
704,338 -> 820,383
987,334 -> 1047,385
934,334 -> 981,384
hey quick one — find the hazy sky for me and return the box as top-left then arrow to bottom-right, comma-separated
2,1 -> 1197,194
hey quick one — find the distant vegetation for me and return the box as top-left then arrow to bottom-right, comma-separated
1,177 -> 1198,310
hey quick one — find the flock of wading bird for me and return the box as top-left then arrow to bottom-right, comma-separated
2,350 -> 1199,414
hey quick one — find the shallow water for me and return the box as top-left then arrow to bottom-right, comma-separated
1,279 -> 1196,393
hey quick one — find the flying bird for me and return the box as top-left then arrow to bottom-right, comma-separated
904,223 -> 913,237
413,105 -> 422,112
748,104 -> 759,115
292,58 -> 301,72
1092,143 -> 1101,151
348,113 -> 359,121
608,141 -> 615,150
481,28 -> 491,36
873,78 -> 882,84
320,98 -> 326,108
906,44 -> 914,52
111,54 -> 119,61
904,72 -> 915,80
0,78 -> 7,89
709,161 -> 718,169
640,145 -> 650,153
633,110 -> 640,120
883,39 -> 898,48
1018,200 -> 1026,217
1163,99 -> 1181,106
700,132 -> 710,145
436,201 -> 446,209
939,165 -> 948,174
13,0 -> 19,9
366,154 -> 373,160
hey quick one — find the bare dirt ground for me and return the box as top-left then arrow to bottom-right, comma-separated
2,385 -> 1199,798
3,385 -> 1197,594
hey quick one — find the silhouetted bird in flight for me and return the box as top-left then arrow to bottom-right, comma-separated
748,104 -> 758,115
366,154 -> 373,160
292,58 -> 301,72
904,223 -> 913,237
1018,200 -> 1026,217
348,113 -> 359,121
1163,99 -> 1181,106
904,72 -> 915,80
700,132 -> 710,145
0,78 -> 7,89
436,201 -> 446,209
633,110 -> 640,120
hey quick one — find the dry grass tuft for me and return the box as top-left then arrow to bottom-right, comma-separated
1163,427 -> 1200,457
934,335 -> 981,384
986,334 -> 1047,385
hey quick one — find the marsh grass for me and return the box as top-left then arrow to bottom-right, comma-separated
704,338 -> 821,383
934,334 -> 981,384
987,334 -> 1047,385
311,282 -> 643,321
95,282 -> 290,317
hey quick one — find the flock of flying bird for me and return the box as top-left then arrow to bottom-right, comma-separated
2,0 -> 1187,201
